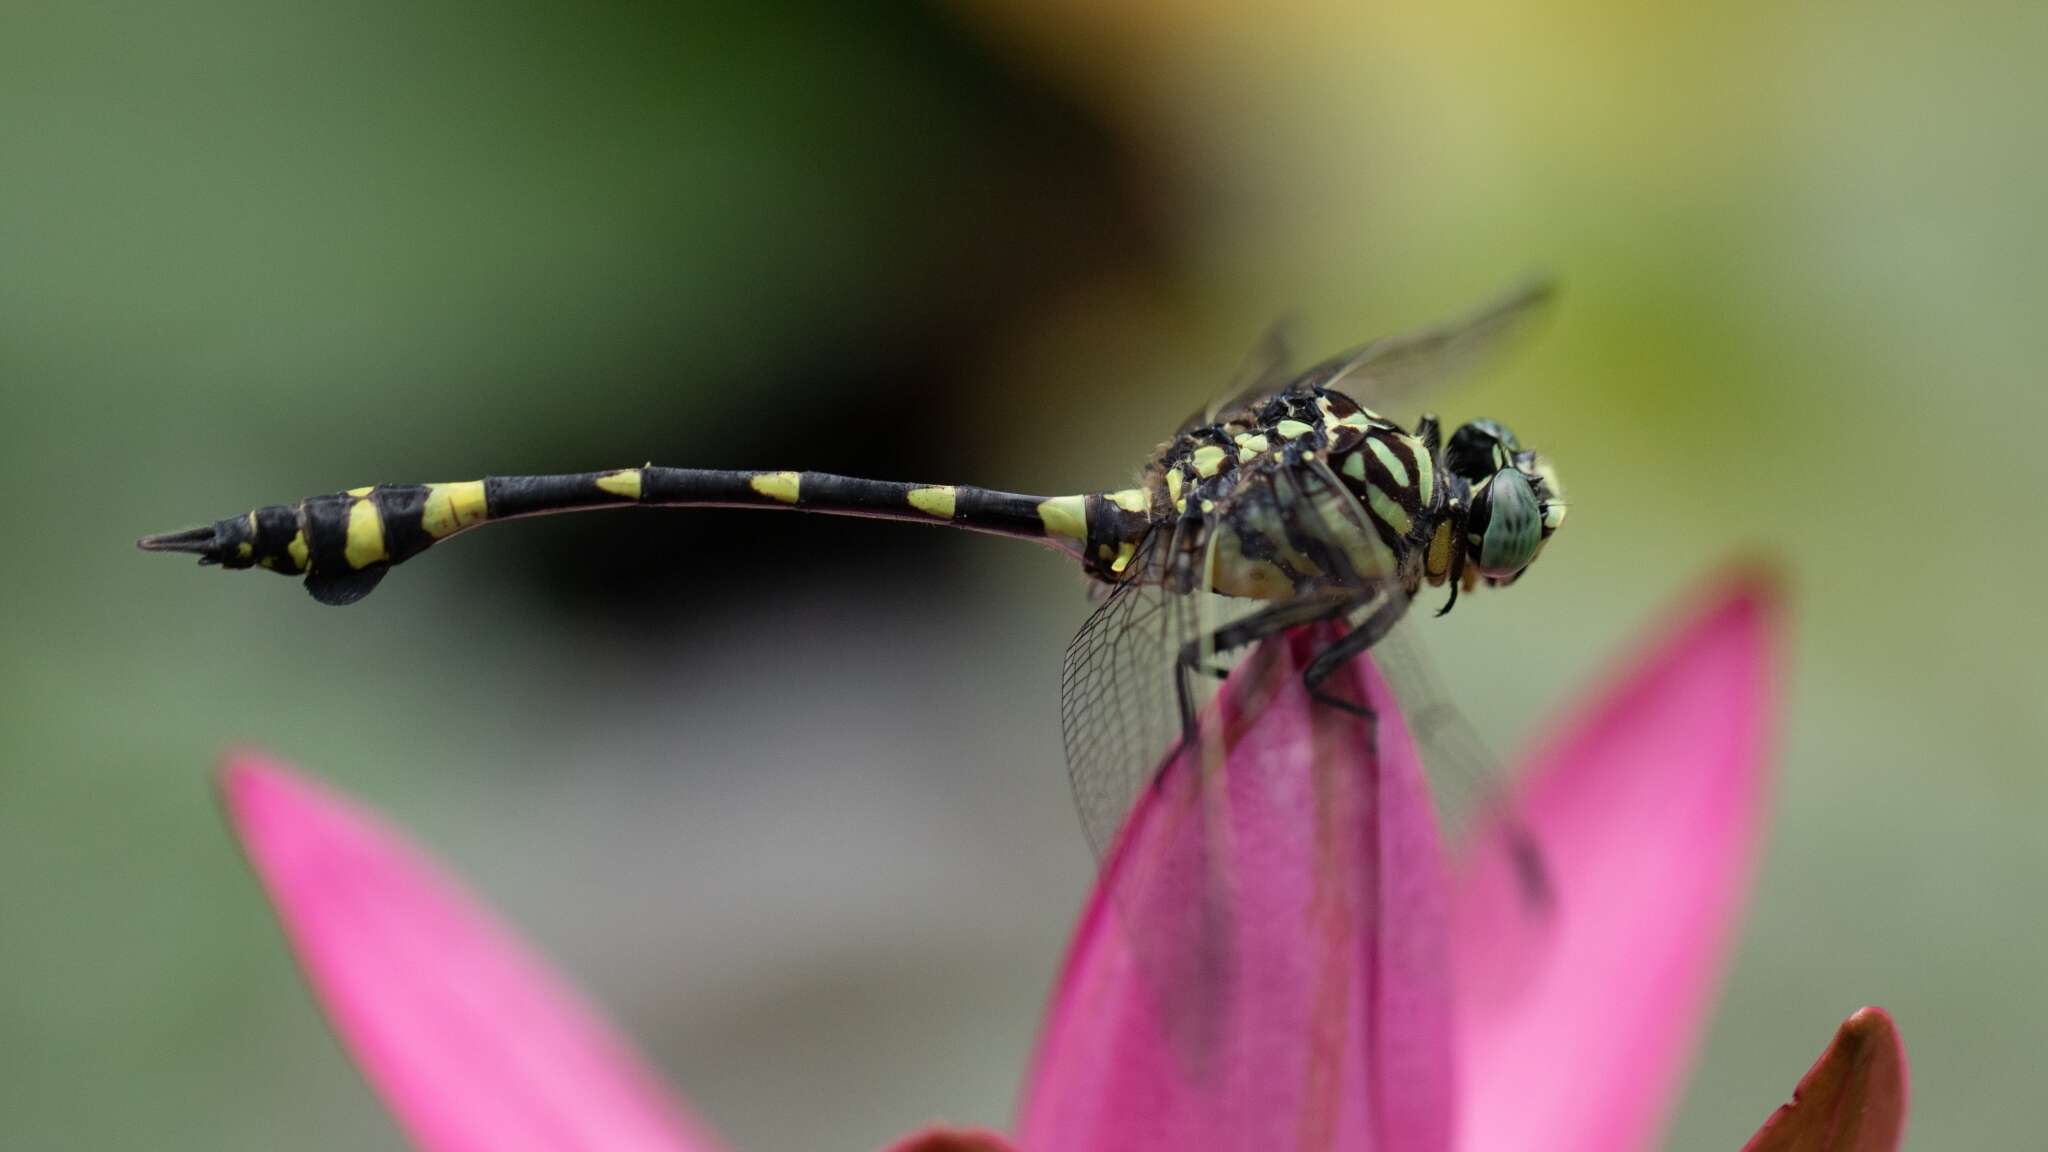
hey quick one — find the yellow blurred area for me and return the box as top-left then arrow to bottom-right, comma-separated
3,1 -> 2043,1149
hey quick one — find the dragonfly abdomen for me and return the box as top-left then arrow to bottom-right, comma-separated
140,467 -> 1106,604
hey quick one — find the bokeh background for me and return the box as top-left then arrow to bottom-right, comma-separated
5,1 -> 2043,1147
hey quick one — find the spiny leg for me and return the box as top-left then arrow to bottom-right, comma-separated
1277,456 -> 1429,728
1161,511 -> 1210,745
1293,451 -> 1554,912
1175,594 -> 1356,687
1434,532 -> 1467,618
1301,591 -> 1411,719
1273,456 -> 1401,718
1416,413 -> 1443,455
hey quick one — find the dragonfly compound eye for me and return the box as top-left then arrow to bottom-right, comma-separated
1468,466 -> 1544,578
1445,419 -> 1521,484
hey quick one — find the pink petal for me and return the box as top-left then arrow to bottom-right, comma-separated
1452,572 -> 1780,1152
221,754 -> 725,1152
1741,1007 -> 1908,1152
878,1127 -> 1025,1152
1021,625 -> 1455,1152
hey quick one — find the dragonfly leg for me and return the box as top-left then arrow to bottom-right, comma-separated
1303,592 -> 1407,719
1416,412 -> 1443,455
1176,596 -> 1353,680
1171,594 -> 1356,748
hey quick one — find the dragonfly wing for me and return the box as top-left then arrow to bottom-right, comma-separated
1057,512 -> 1300,1079
1176,314 -> 1301,435
1292,275 -> 1557,416
1060,529 -> 1181,858
1372,620 -> 1553,911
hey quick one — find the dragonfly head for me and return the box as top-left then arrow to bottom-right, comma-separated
1446,419 -> 1566,585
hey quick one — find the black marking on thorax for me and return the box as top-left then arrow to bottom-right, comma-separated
1137,387 -> 1445,597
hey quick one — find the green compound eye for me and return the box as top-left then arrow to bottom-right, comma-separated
1445,419 -> 1521,483
1472,466 -> 1543,577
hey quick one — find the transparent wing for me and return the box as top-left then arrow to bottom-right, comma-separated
1289,275 -> 1557,416
1372,622 -> 1553,910
1059,522 -> 1267,858
1059,510 -> 1335,1092
1060,530 -> 1180,857
1083,464 -> 1420,1101
1370,622 -> 1491,822
1178,314 -> 1302,434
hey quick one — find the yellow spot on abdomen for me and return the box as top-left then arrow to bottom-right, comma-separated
422,481 -> 489,539
344,499 -> 387,569
347,485 -> 374,498
908,486 -> 956,519
1038,494 -> 1088,541
596,469 -> 643,500
288,530 -> 310,571
751,471 -> 801,504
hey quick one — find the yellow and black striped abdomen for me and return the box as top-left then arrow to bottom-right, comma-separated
180,481 -> 494,603
141,467 -> 1105,605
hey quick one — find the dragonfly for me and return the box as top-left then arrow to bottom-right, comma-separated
140,279 -> 1566,876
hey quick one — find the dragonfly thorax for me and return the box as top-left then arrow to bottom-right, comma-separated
1073,388 -> 1565,609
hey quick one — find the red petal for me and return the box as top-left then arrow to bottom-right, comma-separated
221,754 -> 725,1152
878,1127 -> 1024,1152
1454,570 -> 1780,1152
1741,1007 -> 1909,1152
1020,625 -> 1454,1152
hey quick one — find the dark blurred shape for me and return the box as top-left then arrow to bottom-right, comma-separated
479,1 -> 1167,634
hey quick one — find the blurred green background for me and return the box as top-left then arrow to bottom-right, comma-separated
4,0 -> 2043,1147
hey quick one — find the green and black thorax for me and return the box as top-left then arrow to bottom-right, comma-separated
1066,385 -> 1566,613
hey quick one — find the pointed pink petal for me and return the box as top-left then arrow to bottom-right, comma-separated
1452,572 -> 1780,1152
878,1127 -> 1024,1152
1741,1008 -> 1908,1152
1021,626 -> 1455,1152
221,754 -> 725,1152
